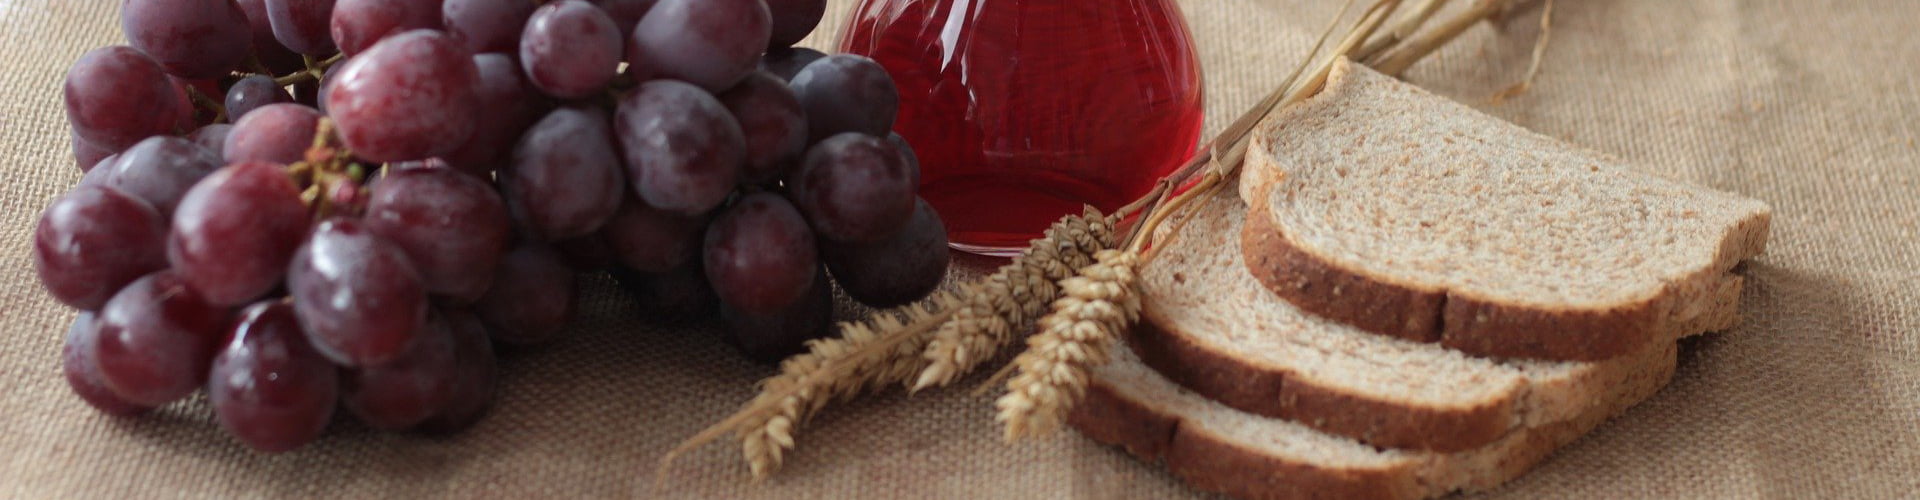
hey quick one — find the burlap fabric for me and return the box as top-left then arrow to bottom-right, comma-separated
3,0 -> 1916,497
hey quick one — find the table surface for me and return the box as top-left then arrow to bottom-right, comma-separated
3,0 -> 1918,498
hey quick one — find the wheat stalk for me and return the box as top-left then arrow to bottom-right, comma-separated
992,250 -> 1141,440
910,208 -> 1118,391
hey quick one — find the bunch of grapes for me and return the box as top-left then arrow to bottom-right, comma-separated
41,0 -> 948,453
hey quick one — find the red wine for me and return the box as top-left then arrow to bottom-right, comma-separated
840,0 -> 1203,252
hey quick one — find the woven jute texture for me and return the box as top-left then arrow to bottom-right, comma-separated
4,0 -> 1917,498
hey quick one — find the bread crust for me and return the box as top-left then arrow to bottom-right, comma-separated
1128,313 -> 1511,452
1068,341 -> 1680,500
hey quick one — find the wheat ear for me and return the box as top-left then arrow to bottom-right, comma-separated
910,208 -> 1118,391
993,250 -> 1141,441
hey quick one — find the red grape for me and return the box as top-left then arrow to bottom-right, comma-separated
121,0 -> 254,79
324,30 -> 480,163
365,167 -> 511,303
64,46 -> 186,151
77,155 -> 119,190
34,186 -> 170,311
790,54 -> 899,142
718,71 -> 808,184
440,53 -> 551,177
330,0 -> 443,57
208,301 -> 339,453
505,106 -> 625,239
603,193 -> 706,273
266,0 -> 340,55
718,265 -> 830,363
169,161 -> 310,306
790,133 -> 916,242
888,131 -> 922,186
225,75 -> 293,121
63,312 -> 154,416
106,136 -> 224,217
553,231 -> 618,272
342,308 -> 458,430
615,80 -> 745,215
416,308 -> 498,433
223,103 -> 322,165
443,0 -> 535,55
289,218 -> 430,366
520,0 -> 623,99
704,192 -> 817,314
93,271 -> 227,407
764,0 -> 825,49
626,0 -> 770,91
474,240 -> 575,345
824,198 -> 949,307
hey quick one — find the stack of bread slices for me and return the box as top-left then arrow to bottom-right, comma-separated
1067,59 -> 1773,500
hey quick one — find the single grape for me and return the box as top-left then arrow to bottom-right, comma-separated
704,193 -> 817,314
603,193 -> 705,273
289,218 -> 430,366
169,161 -> 310,306
443,0 -> 535,55
365,167 -> 511,303
626,0 -> 770,91
266,0 -> 340,55
759,46 -> 824,82
718,71 -> 807,184
505,106 -> 625,239
790,54 -> 899,142
614,80 -> 745,215
330,0 -> 443,57
93,271 -> 226,407
342,308 -> 458,430
208,301 -> 339,453
324,30 -> 480,163
225,75 -> 293,121
824,198 -> 948,308
190,124 -> 235,156
473,240 -> 574,345
34,186 -> 170,311
72,133 -> 116,173
593,0 -> 655,38
223,103 -> 322,165
64,46 -> 186,151
415,308 -> 498,433
553,231 -> 617,272
790,133 -> 916,242
238,0 -> 307,73
610,259 -> 716,319
718,265 -> 830,363
63,312 -> 154,416
440,53 -> 551,178
520,0 -> 622,99
121,0 -> 253,79
888,132 -> 922,186
764,0 -> 825,49
107,136 -> 224,217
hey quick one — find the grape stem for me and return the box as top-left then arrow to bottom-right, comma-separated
183,84 -> 228,126
273,53 -> 345,87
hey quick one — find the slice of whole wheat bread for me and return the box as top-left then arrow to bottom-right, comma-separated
1240,59 -> 1771,361
1069,339 -> 1676,500
1131,186 -> 1735,452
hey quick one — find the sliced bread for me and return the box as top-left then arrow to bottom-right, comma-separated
1069,339 -> 1676,500
1131,187 -> 1731,451
1239,59 -> 1771,361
